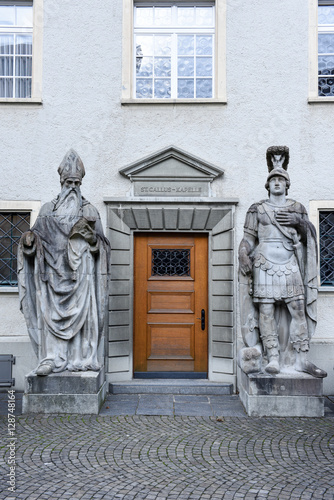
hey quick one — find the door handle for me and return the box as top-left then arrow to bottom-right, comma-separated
201,309 -> 205,331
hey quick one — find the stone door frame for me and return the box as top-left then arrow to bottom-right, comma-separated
104,197 -> 238,388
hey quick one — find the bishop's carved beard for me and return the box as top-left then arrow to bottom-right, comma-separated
54,185 -> 83,215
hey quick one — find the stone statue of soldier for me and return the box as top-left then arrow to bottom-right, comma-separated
18,150 -> 110,376
238,146 -> 326,378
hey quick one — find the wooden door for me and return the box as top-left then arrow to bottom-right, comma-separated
134,233 -> 208,374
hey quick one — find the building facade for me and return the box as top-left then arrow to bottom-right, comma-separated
1,0 -> 334,395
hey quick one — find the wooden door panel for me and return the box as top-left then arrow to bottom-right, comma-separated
148,291 -> 195,314
147,323 -> 194,359
134,233 -> 208,373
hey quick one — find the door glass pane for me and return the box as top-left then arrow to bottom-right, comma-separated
152,249 -> 191,276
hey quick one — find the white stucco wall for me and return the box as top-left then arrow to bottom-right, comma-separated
1,0 -> 333,393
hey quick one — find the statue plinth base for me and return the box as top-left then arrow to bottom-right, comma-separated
237,366 -> 324,417
22,368 -> 106,414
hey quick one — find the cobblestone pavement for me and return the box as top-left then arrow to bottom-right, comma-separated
0,395 -> 334,499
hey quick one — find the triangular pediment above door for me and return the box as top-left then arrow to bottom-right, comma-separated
119,146 -> 224,181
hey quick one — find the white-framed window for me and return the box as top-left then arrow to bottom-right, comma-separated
0,201 -> 40,290
309,0 -> 334,101
122,0 -> 226,103
318,1 -> 334,96
0,0 -> 42,103
310,201 -> 334,289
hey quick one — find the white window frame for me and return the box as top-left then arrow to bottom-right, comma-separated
309,200 -> 334,291
0,200 -> 40,292
122,0 -> 226,104
309,0 -> 334,102
0,0 -> 43,104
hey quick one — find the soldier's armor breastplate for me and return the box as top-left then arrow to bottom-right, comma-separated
256,204 -> 296,264
252,202 -> 304,301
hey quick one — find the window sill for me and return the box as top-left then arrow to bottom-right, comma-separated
308,96 -> 334,103
318,286 -> 334,294
0,287 -> 18,294
121,98 -> 227,105
0,98 -> 42,104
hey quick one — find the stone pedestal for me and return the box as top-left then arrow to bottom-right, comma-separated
238,366 -> 325,417
22,368 -> 106,414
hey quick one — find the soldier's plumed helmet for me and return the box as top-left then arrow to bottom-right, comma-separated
265,146 -> 290,194
58,149 -> 85,184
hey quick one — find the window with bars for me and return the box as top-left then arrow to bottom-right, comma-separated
0,2 -> 33,98
0,212 -> 30,286
318,1 -> 334,96
319,211 -> 334,286
134,2 -> 215,99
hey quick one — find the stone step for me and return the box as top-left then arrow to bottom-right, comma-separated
109,379 -> 233,395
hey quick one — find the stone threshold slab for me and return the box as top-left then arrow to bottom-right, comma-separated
110,379 -> 233,395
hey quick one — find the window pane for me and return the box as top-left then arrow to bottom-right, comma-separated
154,36 -> 171,56
16,35 -> 32,55
178,35 -> 194,56
319,211 -> 334,286
154,78 -> 171,98
318,55 -> 334,74
178,57 -> 194,77
178,79 -> 194,98
154,57 -> 171,77
0,212 -> 30,286
319,6 -> 334,25
196,7 -> 214,27
136,78 -> 152,98
135,7 -> 153,27
154,7 -> 171,27
0,56 -> 13,76
0,6 -> 15,26
196,78 -> 212,98
177,7 -> 195,26
15,77 -> 31,97
196,57 -> 212,77
196,35 -> 212,55
136,35 -> 154,55
0,77 -> 13,97
16,6 -> 33,27
0,35 -> 14,55
137,57 -> 153,77
15,56 -> 32,76
318,76 -> 334,96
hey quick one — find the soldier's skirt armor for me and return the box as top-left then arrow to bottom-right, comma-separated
252,239 -> 304,303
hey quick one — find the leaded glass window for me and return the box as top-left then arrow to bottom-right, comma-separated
0,2 -> 33,98
318,1 -> 334,96
0,212 -> 30,286
319,211 -> 334,285
152,249 -> 190,276
134,2 -> 215,99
